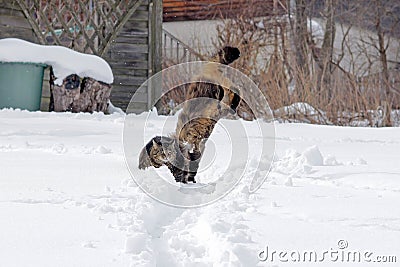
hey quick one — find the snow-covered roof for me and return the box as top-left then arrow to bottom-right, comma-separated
0,38 -> 113,85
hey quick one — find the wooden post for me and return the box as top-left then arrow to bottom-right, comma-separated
151,0 -> 163,75
150,0 -> 163,112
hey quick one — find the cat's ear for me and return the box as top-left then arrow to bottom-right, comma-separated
164,138 -> 174,145
152,139 -> 159,148
160,136 -> 173,145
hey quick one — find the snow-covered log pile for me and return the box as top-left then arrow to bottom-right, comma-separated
0,38 -> 114,113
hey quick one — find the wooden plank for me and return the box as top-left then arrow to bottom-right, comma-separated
0,7 -> 25,17
114,35 -> 148,44
110,43 -> 148,53
149,0 -> 163,111
112,68 -> 148,77
0,15 -> 32,29
114,75 -> 148,86
110,89 -> 136,101
40,97 -> 50,112
123,20 -> 148,29
41,82 -> 51,98
112,90 -> 148,103
111,86 -> 141,96
137,4 -> 149,11
129,11 -> 149,22
41,68 -> 51,98
119,27 -> 149,35
105,0 -> 157,112
108,51 -> 148,61
0,0 -> 22,10
40,68 -> 51,111
152,0 -> 162,74
101,0 -> 144,57
163,0 -> 223,5
111,96 -> 135,105
163,0 -> 271,7
0,25 -> 36,41
128,10 -> 149,21
111,87 -> 136,96
109,60 -> 149,70
165,4 -> 245,11
120,27 -> 149,35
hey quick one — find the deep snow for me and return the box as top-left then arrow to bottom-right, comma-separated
0,109 -> 399,266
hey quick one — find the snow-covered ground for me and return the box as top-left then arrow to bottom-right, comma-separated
1,109 -> 399,266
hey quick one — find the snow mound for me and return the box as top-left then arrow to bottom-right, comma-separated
0,38 -> 113,85
323,154 -> 342,166
107,100 -> 125,115
302,145 -> 324,166
275,145 -> 326,176
125,234 -> 150,254
95,145 -> 112,154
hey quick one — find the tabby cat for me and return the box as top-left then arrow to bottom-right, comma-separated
138,135 -> 188,183
138,46 -> 241,183
138,136 -> 175,169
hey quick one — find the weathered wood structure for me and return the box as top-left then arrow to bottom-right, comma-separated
0,0 -> 162,113
0,1 -> 36,41
163,0 -> 286,22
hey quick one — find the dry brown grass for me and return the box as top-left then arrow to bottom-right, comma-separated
159,3 -> 400,127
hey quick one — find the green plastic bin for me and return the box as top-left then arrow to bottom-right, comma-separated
0,62 -> 47,111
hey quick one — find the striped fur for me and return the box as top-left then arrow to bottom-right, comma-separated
138,46 -> 241,183
173,46 -> 241,183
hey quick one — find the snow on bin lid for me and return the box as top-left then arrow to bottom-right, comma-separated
0,38 -> 113,86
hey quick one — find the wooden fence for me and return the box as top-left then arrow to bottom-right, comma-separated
0,0 -> 162,113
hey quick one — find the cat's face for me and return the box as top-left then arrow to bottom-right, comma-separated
151,137 -> 175,163
139,136 -> 176,169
